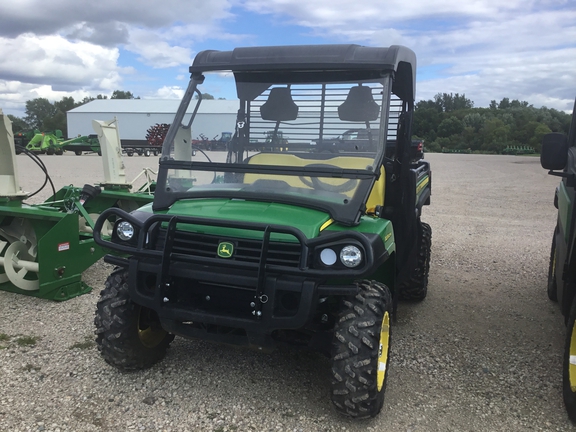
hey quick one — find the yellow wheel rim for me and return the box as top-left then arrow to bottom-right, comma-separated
570,319 -> 576,392
137,307 -> 167,348
376,311 -> 390,391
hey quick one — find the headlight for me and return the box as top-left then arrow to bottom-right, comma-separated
340,245 -> 362,268
320,248 -> 337,266
116,221 -> 135,241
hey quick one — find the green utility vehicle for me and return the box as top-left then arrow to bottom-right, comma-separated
93,44 -> 432,418
541,96 -> 576,422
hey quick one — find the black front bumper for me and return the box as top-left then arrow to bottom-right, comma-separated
95,209 -> 388,348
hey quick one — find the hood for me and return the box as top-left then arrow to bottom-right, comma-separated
163,198 -> 332,239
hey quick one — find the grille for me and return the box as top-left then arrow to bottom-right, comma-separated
156,229 -> 302,268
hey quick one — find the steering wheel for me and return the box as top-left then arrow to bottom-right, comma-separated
299,164 -> 358,193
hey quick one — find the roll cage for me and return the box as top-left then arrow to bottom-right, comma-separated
155,44 -> 417,226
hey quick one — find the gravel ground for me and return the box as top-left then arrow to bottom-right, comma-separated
0,152 -> 574,431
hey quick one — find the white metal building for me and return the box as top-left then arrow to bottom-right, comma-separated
67,99 -> 238,143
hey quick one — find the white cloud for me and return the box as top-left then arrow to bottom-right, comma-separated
0,34 -> 121,87
240,0 -> 533,25
0,81 -> 98,117
126,29 -> 193,68
417,47 -> 576,111
0,0 -> 574,115
239,0 -> 575,109
0,1 -> 235,38
0,34 -> 124,116
149,86 -> 185,99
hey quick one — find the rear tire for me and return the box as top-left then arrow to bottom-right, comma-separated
330,280 -> 392,418
563,297 -> 576,422
94,269 -> 173,371
548,227 -> 559,301
398,221 -> 432,302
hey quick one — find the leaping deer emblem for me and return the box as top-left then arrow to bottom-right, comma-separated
218,242 -> 233,258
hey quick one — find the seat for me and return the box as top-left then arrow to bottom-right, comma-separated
260,88 -> 299,121
338,85 -> 380,122
244,153 -> 385,211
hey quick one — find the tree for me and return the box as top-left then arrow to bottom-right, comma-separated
25,98 -> 57,130
42,111 -> 67,133
111,90 -> 139,99
461,126 -> 482,151
7,115 -> 29,133
480,117 -> 510,153
509,99 -> 530,108
39,96 -> 78,133
194,92 -> 215,100
413,107 -> 441,143
437,117 -> 464,138
529,123 -> 552,153
463,113 -> 485,133
54,96 -> 77,113
21,90 -> 140,137
416,98 -> 442,112
514,120 -> 542,145
498,98 -> 510,110
433,93 -> 473,112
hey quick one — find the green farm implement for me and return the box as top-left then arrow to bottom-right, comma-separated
60,134 -> 102,155
502,145 -> 535,155
25,130 -> 64,155
24,129 -> 102,156
0,112 -> 155,300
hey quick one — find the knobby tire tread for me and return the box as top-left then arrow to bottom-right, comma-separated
94,269 -> 172,371
398,221 -> 432,302
331,280 -> 392,418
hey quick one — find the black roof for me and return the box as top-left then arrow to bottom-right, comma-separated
190,44 -> 416,102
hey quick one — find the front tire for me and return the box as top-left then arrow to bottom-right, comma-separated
330,280 -> 393,418
548,227 -> 558,301
94,269 -> 173,371
398,221 -> 432,301
563,297 -> 576,422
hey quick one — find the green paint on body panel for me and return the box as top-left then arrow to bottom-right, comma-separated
143,199 -> 333,240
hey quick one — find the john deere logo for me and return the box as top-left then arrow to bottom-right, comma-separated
217,242 -> 234,258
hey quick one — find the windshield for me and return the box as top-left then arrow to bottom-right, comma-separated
156,75 -> 401,225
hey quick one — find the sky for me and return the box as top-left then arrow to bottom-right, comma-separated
0,0 -> 574,118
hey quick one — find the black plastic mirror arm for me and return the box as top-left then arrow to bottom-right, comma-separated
548,170 -> 570,178
548,171 -> 576,187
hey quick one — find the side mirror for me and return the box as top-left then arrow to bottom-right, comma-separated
541,133 -> 568,170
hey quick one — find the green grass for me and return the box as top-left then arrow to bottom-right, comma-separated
15,335 -> 39,346
21,363 -> 41,372
69,337 -> 95,350
0,333 -> 9,342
